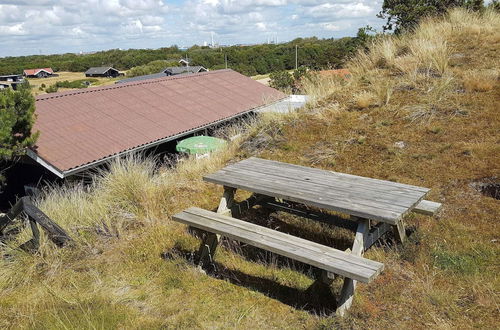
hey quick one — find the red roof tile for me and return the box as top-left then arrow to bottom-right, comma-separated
319,69 -> 351,78
24,68 -> 54,75
32,69 -> 286,175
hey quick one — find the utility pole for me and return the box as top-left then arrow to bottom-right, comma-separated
295,45 -> 298,70
225,54 -> 228,69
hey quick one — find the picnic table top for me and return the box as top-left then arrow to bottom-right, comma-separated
203,157 -> 430,224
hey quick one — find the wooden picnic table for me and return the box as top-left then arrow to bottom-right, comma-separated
202,157 -> 437,315
204,157 -> 430,239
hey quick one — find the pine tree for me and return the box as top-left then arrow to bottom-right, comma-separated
0,83 -> 39,186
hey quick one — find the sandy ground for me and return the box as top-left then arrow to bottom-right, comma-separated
256,77 -> 270,86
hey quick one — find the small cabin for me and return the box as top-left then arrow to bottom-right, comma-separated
179,58 -> 190,67
85,67 -> 121,78
0,74 -> 24,82
23,68 -> 55,78
163,66 -> 208,76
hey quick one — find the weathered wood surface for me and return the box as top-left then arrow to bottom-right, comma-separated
364,222 -> 393,250
22,198 -> 72,247
173,207 -> 384,283
0,197 -> 72,249
261,199 -> 358,232
204,157 -> 429,224
413,200 -> 442,216
337,218 -> 369,316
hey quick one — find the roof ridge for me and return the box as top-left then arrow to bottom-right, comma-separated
36,69 -> 232,101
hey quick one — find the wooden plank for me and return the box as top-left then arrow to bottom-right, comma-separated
413,200 -> 442,216
173,207 -> 384,283
22,198 -> 72,247
261,199 -> 358,232
235,160 -> 429,201
217,186 -> 235,216
241,158 -> 429,193
177,209 -> 381,282
182,208 -> 382,273
0,198 -> 24,233
196,233 -> 219,267
230,194 -> 273,218
364,222 -> 392,250
337,218 -> 369,316
393,220 -> 406,243
0,197 -> 72,248
205,171 -> 403,224
212,167 -> 423,213
219,164 -> 427,206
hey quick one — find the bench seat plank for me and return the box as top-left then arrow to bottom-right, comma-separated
173,207 -> 384,283
413,200 -> 442,216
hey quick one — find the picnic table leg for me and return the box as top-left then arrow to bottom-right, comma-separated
217,186 -> 236,216
393,219 -> 406,243
196,186 -> 236,268
336,217 -> 369,316
196,233 -> 220,267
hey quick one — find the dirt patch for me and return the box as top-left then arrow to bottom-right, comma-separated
471,178 -> 500,200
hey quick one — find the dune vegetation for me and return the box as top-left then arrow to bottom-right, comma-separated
1,9 -> 499,329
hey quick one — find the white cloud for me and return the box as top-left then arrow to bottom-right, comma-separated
0,23 -> 26,35
307,2 -> 375,19
0,0 -> 383,57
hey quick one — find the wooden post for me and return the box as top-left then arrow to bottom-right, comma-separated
22,198 -> 72,247
336,217 -> 369,316
393,219 -> 406,243
0,198 -> 24,233
196,186 -> 236,268
217,186 -> 235,216
196,233 -> 220,267
0,197 -> 72,250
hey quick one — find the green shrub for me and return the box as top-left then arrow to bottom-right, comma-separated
269,71 -> 294,92
45,85 -> 58,93
55,79 -> 98,89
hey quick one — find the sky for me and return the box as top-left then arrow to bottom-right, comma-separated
0,0 -> 385,57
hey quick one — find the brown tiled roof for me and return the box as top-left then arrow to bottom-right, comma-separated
32,69 -> 286,176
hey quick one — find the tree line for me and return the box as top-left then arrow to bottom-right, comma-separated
0,35 -> 369,77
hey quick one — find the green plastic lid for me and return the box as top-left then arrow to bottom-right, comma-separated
176,136 -> 227,155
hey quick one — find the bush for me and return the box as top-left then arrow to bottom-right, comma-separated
269,71 -> 294,91
270,67 -> 312,93
45,85 -> 58,93
127,60 -> 178,78
55,79 -> 98,89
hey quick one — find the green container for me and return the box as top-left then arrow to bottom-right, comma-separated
176,136 -> 227,155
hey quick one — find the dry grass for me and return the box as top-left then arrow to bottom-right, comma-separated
1,8 -> 500,329
462,69 -> 499,92
354,91 -> 376,109
28,71 -> 121,96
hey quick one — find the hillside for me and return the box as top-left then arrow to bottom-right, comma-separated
1,9 -> 499,329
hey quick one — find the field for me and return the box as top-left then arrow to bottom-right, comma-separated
28,71 -> 122,96
1,9 -> 499,329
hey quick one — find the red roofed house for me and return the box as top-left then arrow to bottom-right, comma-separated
319,69 -> 351,79
28,69 -> 286,178
23,68 -> 55,78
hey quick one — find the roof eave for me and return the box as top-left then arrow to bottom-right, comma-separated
26,149 -> 65,178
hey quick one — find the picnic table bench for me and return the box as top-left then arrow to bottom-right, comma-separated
173,157 -> 441,315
